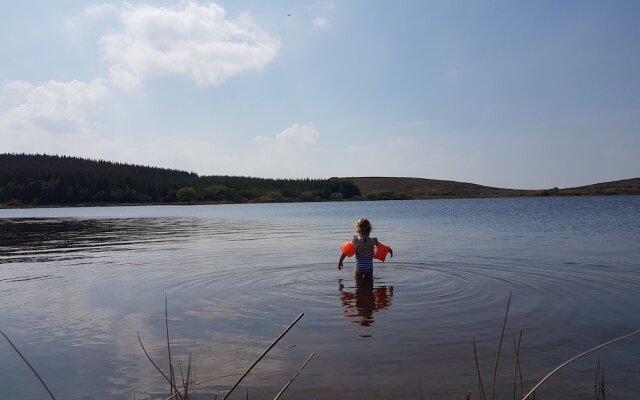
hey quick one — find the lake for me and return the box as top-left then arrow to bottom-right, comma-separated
1,196 -> 639,399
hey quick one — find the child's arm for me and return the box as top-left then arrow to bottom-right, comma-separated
338,253 -> 347,270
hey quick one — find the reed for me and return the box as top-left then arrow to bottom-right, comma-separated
138,303 -> 310,400
521,327 -> 640,400
594,360 -> 606,400
0,328 -> 57,400
221,313 -> 305,400
273,352 -> 315,400
470,295 -> 640,400
3,295 -> 639,400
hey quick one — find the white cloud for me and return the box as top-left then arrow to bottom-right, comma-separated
91,1 -> 280,89
246,123 -> 321,177
312,1 -> 336,10
255,123 -> 319,151
0,81 -> 322,177
84,3 -> 119,19
0,79 -> 110,153
0,81 -> 35,110
65,3 -> 119,37
67,2 -> 120,27
0,79 -> 228,173
312,17 -> 330,29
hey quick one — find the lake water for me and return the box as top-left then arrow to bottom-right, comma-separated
1,196 -> 639,400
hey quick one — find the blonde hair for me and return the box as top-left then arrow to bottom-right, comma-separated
355,218 -> 372,236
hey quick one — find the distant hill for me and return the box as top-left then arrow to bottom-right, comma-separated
346,176 -> 640,200
1,153 -> 637,207
556,178 -> 640,196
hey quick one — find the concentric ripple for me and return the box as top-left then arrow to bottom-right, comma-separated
1,198 -> 640,400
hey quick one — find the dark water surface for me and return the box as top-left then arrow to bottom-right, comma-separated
1,197 -> 639,399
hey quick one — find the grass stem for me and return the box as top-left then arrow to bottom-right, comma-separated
522,328 -> 640,400
0,328 -> 57,400
273,352 -> 315,400
222,313 -> 304,400
512,329 -> 523,400
473,336 -> 487,400
491,292 -> 512,400
137,331 -> 184,400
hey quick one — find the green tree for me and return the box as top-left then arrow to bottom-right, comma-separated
299,191 -> 316,201
202,185 -> 230,201
257,191 -> 286,203
176,187 -> 198,203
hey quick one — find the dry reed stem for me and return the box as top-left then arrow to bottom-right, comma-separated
164,373 -> 243,400
165,294 -> 176,398
273,352 -> 315,400
512,329 -> 523,400
522,328 -> 640,400
594,360 -> 605,400
137,331 -> 184,400
222,313 -> 305,400
473,336 -> 487,400
491,292 -> 512,400
0,328 -> 58,400
183,353 -> 193,399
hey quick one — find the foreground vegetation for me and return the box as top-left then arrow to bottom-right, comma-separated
2,296 -> 638,399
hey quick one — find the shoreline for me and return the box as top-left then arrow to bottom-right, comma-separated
1,192 -> 639,210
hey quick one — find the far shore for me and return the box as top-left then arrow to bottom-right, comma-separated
2,191 -> 639,210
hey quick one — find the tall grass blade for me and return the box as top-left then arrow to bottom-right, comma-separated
222,313 -> 304,400
273,352 -> 315,400
473,336 -> 487,400
594,359 -> 607,400
522,328 -> 640,400
491,292 -> 512,400
0,328 -> 58,400
165,294 -> 176,398
594,360 -> 601,400
512,329 -> 523,400
165,374 -> 243,400
137,331 -> 184,400
183,353 -> 193,399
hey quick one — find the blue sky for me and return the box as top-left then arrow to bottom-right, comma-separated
1,1 -> 639,189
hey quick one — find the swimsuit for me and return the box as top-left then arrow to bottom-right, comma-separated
353,236 -> 378,276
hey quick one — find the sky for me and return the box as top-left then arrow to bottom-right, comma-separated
1,1 -> 639,189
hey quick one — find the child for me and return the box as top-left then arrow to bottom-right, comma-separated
338,218 -> 393,279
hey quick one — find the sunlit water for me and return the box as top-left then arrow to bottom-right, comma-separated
1,197 -> 639,399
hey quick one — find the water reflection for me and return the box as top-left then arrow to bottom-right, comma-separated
1,198 -> 640,399
0,217 -> 235,264
338,277 -> 393,327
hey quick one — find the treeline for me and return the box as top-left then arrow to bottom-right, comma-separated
0,154 -> 360,206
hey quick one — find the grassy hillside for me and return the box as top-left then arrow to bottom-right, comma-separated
556,178 -> 640,196
347,176 -> 640,199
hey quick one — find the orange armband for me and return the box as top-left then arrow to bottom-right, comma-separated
374,242 -> 391,262
340,241 -> 356,257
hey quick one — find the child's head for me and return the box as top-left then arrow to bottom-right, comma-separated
355,218 -> 372,237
